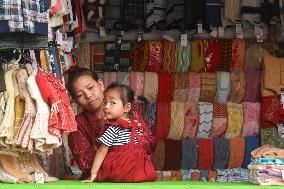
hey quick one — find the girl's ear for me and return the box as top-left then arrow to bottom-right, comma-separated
124,102 -> 132,113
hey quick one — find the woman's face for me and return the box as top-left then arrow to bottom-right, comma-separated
71,75 -> 104,113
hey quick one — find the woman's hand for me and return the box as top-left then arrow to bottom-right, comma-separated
82,174 -> 97,183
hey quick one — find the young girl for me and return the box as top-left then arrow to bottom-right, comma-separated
83,82 -> 157,182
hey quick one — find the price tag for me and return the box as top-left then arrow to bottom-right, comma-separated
210,27 -> 218,37
99,27 -> 106,37
197,24 -> 203,33
180,33 -> 188,46
236,23 -> 243,39
218,27 -> 224,37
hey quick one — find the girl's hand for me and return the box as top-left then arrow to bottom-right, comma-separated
82,174 -> 97,183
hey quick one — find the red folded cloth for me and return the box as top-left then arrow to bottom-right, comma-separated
198,139 -> 214,169
156,102 -> 171,139
157,73 -> 173,102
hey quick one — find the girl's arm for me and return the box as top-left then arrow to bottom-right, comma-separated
82,144 -> 109,182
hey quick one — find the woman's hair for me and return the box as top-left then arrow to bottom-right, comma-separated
105,82 -> 134,105
67,68 -> 99,98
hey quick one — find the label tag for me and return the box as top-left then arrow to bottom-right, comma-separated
35,172 -> 44,183
197,24 -> 203,33
210,27 -> 218,37
218,27 -> 224,37
162,31 -> 175,42
255,25 -> 264,43
236,23 -> 243,39
99,27 -> 106,37
180,33 -> 188,46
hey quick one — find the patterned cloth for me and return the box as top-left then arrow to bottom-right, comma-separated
166,0 -> 185,30
261,95 -> 283,128
162,41 -> 179,72
228,137 -> 245,169
198,139 -> 214,169
119,42 -> 132,72
229,70 -> 245,103
167,102 -> 185,140
173,73 -> 188,102
242,136 -> 260,168
187,72 -> 201,102
176,43 -> 191,72
197,102 -> 213,138
182,102 -> 199,139
143,72 -> 158,103
215,72 -> 231,104
129,72 -> 144,97
170,170 -> 182,181
144,102 -> 157,133
104,42 -> 119,71
200,170 -> 209,181
90,43 -> 105,72
181,139 -> 198,169
209,103 -> 227,138
199,72 -> 216,103
132,41 -> 149,72
231,39 -> 245,71
244,43 -> 266,70
225,103 -> 243,139
147,40 -> 164,72
191,40 -> 205,72
204,39 -> 221,72
244,70 -> 261,102
213,138 -> 230,169
242,102 -> 260,137
219,39 -> 232,71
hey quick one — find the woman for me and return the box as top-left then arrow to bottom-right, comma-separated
67,68 -> 156,179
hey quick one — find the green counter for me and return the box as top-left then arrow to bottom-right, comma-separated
0,181 -> 282,189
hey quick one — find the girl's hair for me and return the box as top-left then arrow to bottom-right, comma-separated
105,82 -> 134,105
67,68 -> 99,98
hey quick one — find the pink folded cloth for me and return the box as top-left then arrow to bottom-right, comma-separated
187,72 -> 201,102
242,102 -> 261,137
130,71 -> 145,97
182,102 -> 199,139
103,72 -> 117,87
209,103 -> 228,138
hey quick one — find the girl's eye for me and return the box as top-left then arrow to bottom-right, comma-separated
111,102 -> 116,105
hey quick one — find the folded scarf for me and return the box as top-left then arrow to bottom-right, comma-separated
200,170 -> 209,181
103,72 -> 117,87
162,171 -> 172,181
147,40 -> 164,72
157,73 -> 173,102
143,72 -> 158,103
261,128 -> 278,147
196,102 -> 213,139
208,170 -> 217,182
144,102 -> 157,133
198,139 -> 214,169
244,43 -> 266,70
191,40 -> 205,72
156,171 -> 162,181
219,39 -> 232,72
191,170 -> 200,181
167,102 -> 185,140
215,72 -> 231,104
170,171 -> 182,181
176,43 -> 191,72
181,139 -> 198,169
90,43 -> 104,71
244,70 -> 261,102
209,103 -> 227,138
199,72 -> 217,103
76,43 -> 91,69
187,72 -> 201,102
231,39 -> 245,71
242,136 -> 260,168
117,72 -> 129,85
242,102 -> 261,137
225,103 -> 244,139
180,169 -> 191,181
261,95 -> 283,128
213,138 -> 230,169
119,42 -> 132,72
129,72 -> 144,97
156,102 -> 171,139
278,124 -> 284,138
151,140 -> 165,171
164,139 -> 182,170
228,137 -> 245,169
162,41 -> 179,72
104,42 -> 119,71
204,39 -> 221,72
182,102 -> 199,139
229,70 -> 245,103
132,41 -> 149,72
173,73 -> 189,102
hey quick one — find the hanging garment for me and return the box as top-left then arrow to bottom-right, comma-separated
155,102 -> 171,140
103,72 -> 117,88
199,72 -> 217,103
162,41 -> 179,73
244,43 -> 267,70
83,0 -> 105,32
173,73 -> 188,102
242,102 -> 261,137
225,103 -> 244,139
129,72 -> 144,97
209,103 -> 227,138
206,0 -> 221,28
231,39 -> 245,71
181,138 -> 198,169
28,70 -> 61,153
187,72 -> 201,102
198,139 -> 214,169
219,39 -> 233,72
143,72 -> 158,103
229,70 -> 245,103
151,140 -> 165,171
147,40 -> 164,72
132,41 -> 150,72
119,42 -> 132,72
90,43 -> 104,72
241,0 -> 261,28
182,102 -> 199,139
222,0 -> 241,26
215,72 -> 231,104
145,0 -> 167,31
227,137 -> 245,169
157,73 -> 173,102
204,39 -> 221,72
167,102 -> 184,140
104,42 -> 119,71
213,138 -> 230,169
166,0 -> 185,30
176,42 -> 191,72
261,0 -> 281,25
196,102 -> 213,139
244,70 -> 261,102
164,139 -> 182,171
185,0 -> 205,30
104,0 -> 122,31
190,40 -> 205,72
117,72 -> 130,86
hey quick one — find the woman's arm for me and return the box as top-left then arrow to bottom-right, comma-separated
82,144 -> 109,182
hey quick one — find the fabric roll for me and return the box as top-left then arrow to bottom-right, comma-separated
90,43 -> 104,72
191,40 -> 205,72
157,73 -> 173,102
170,171 -> 182,181
182,102 -> 199,139
117,72 -> 129,86
151,140 -> 165,171
231,39 -> 245,71
213,138 -> 230,169
244,70 -> 261,102
187,72 -> 201,102
208,170 -> 217,182
204,39 -> 221,72
225,103 -> 244,139
180,169 -> 191,181
262,55 -> 284,97
209,103 -> 227,138
200,170 -> 209,181
167,102 -> 185,140
261,128 -> 278,147
147,40 -> 164,72
162,171 -> 172,181
132,41 -> 150,72
181,139 -> 198,170
215,72 -> 231,104
219,39 -> 232,72
173,73 -> 188,102
198,139 -> 214,169
103,72 -> 117,87
191,170 -> 200,181
242,136 -> 260,168
261,95 -> 282,128
229,70 -> 245,103
228,137 -> 245,169
176,43 -> 191,72
162,41 -> 179,72
143,72 -> 158,103
164,139 -> 182,171
196,102 -> 213,139
144,102 -> 157,133
242,102 -> 261,137
155,102 -> 171,139
129,72 -> 144,97
244,43 -> 266,70
199,72 -> 216,103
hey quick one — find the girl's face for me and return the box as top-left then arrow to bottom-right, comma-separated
103,89 -> 131,121
71,75 -> 104,113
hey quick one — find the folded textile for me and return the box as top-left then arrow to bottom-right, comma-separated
197,102 -> 213,138
164,139 -> 182,170
182,102 -> 199,139
225,103 -> 243,139
228,137 -> 245,169
209,103 -> 227,138
143,72 -> 158,103
213,138 -> 230,169
242,136 -> 260,168
198,139 -> 214,170
129,72 -> 144,97
244,70 -> 261,102
151,140 -> 165,171
187,72 -> 201,102
181,139 -> 198,169
155,102 -> 171,139
157,73 -> 173,102
167,102 -> 185,140
242,102 -> 261,137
